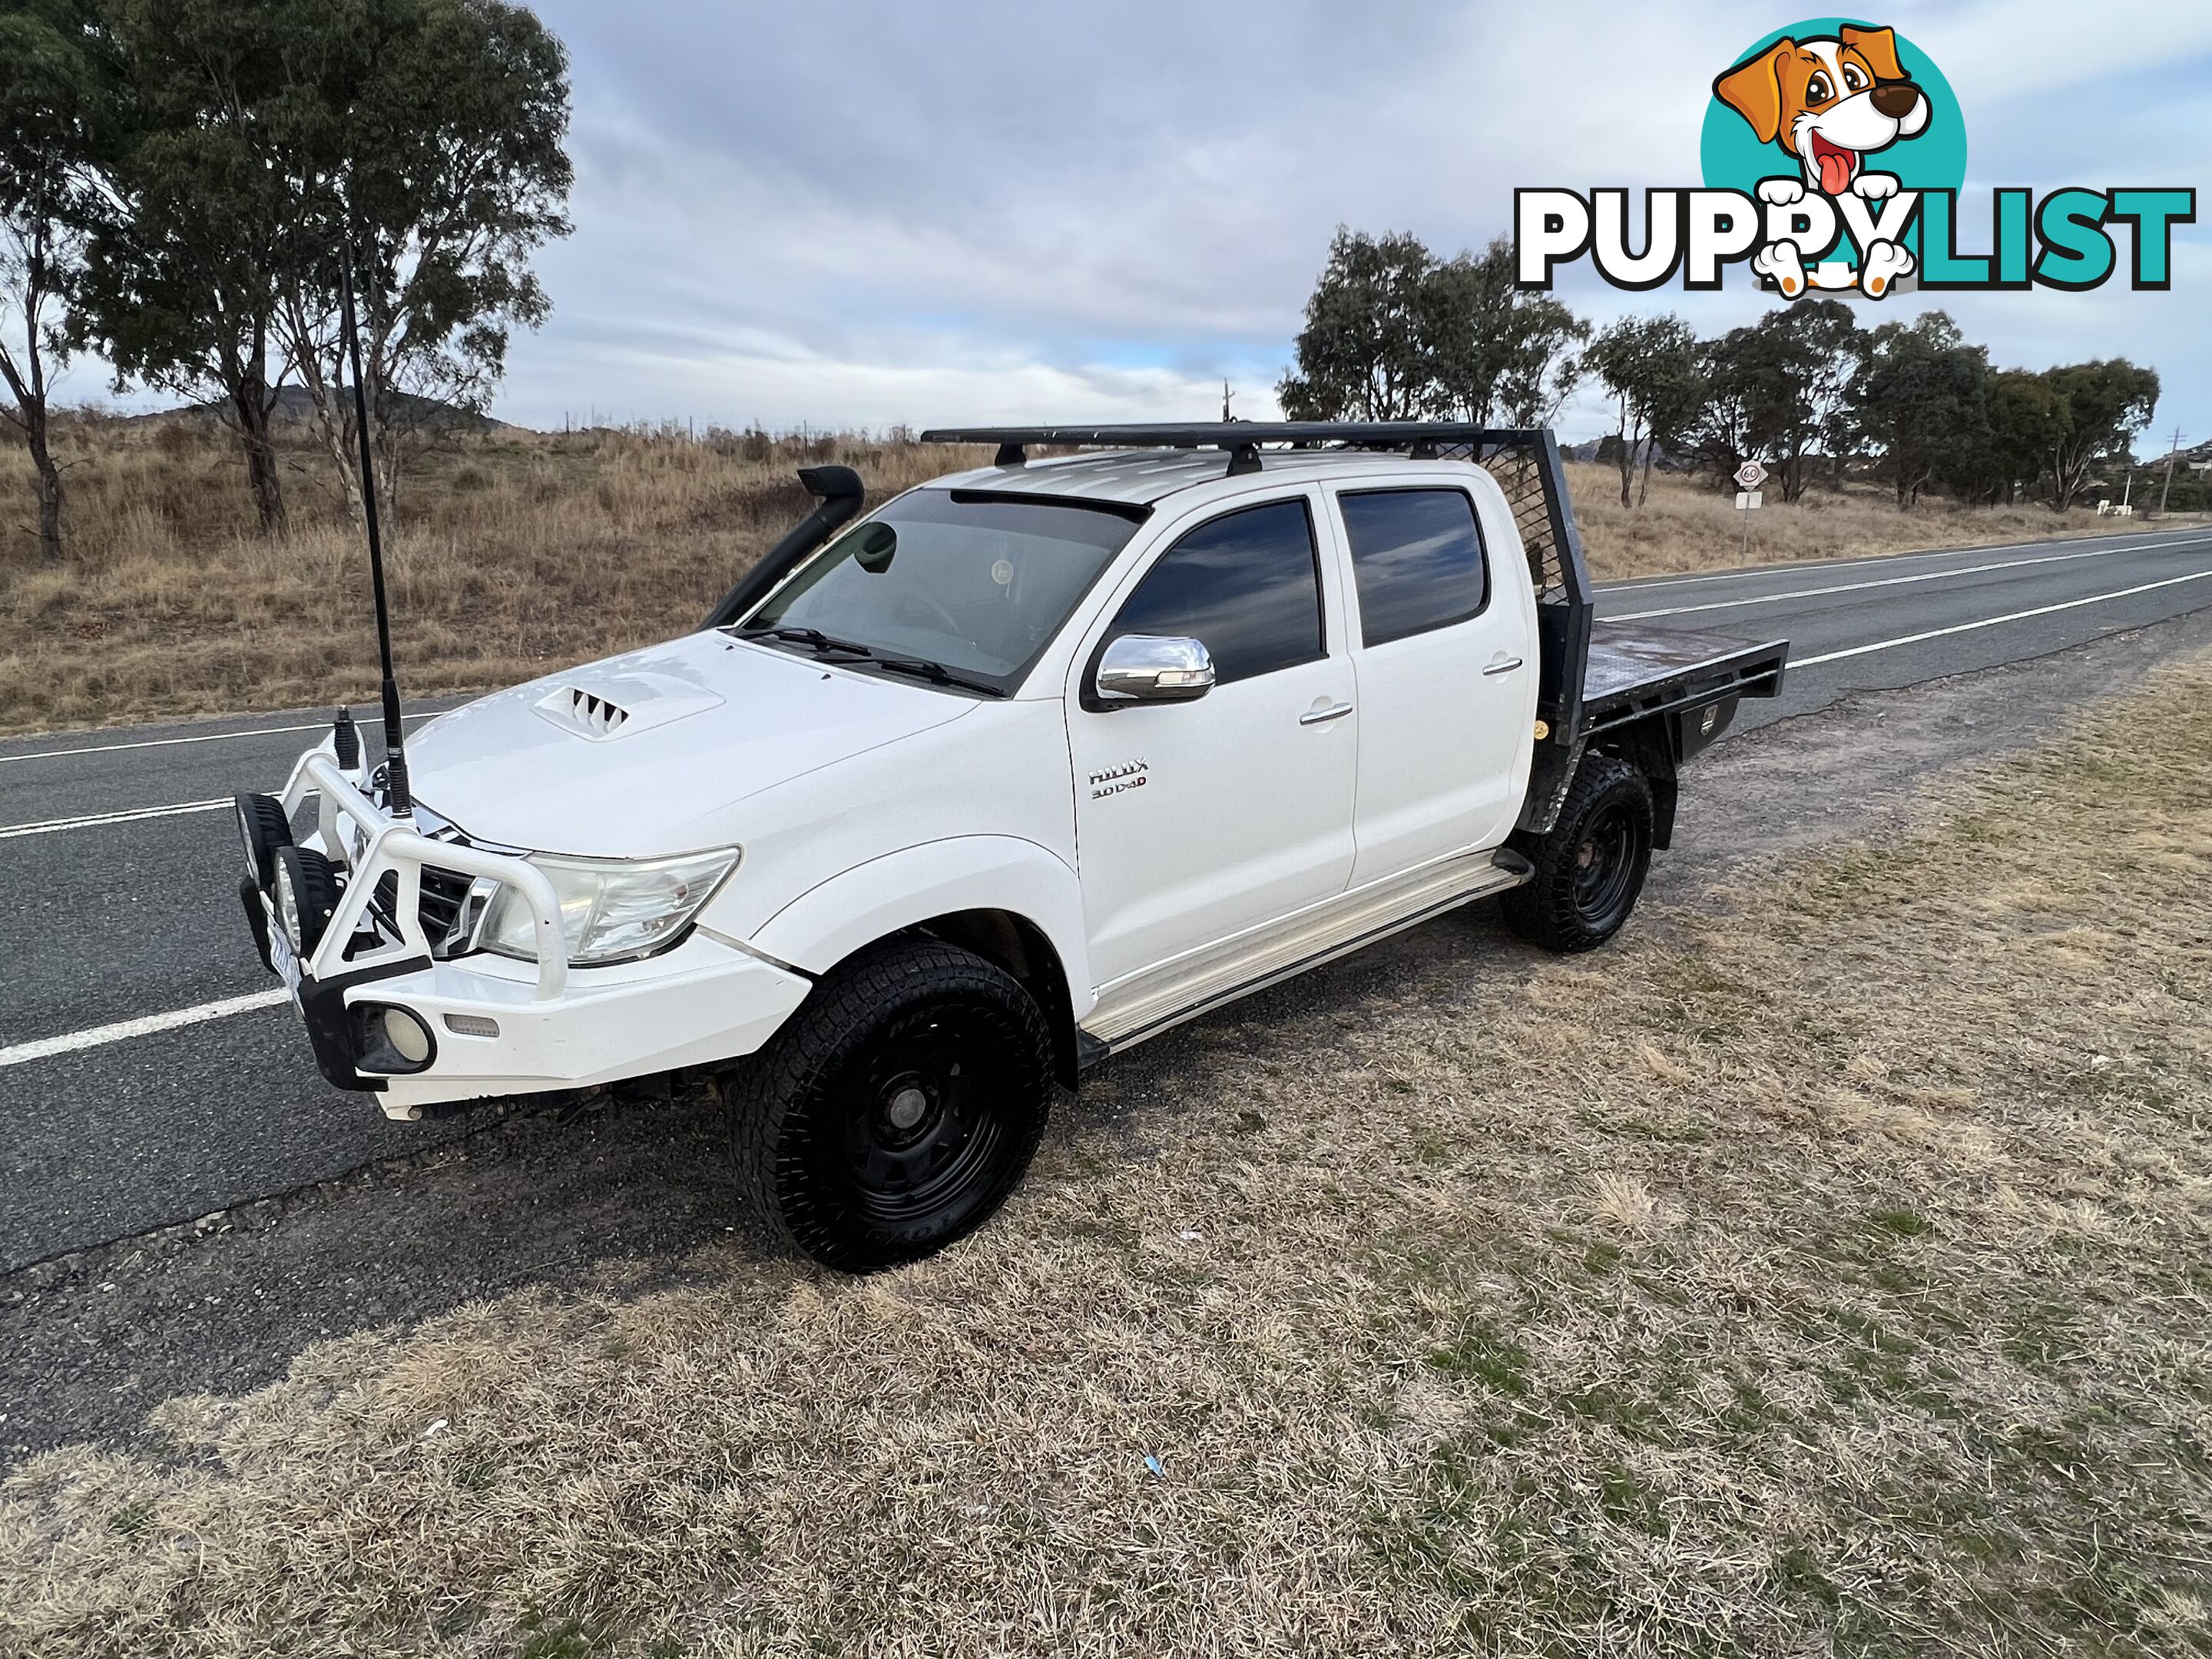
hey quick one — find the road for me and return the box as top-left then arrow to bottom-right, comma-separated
5,523 -> 2211,1270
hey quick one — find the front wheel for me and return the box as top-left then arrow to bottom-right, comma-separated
1500,754 -> 1654,953
727,938 -> 1054,1272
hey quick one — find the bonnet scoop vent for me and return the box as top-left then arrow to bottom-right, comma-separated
558,686 -> 629,737
531,671 -> 724,742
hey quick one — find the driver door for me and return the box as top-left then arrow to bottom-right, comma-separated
1065,492 -> 1359,1002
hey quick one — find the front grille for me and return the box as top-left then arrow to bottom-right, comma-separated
418,866 -> 475,951
350,784 -> 494,956
363,863 -> 475,955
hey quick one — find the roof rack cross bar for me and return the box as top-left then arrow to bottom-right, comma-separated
918,422 -> 1551,454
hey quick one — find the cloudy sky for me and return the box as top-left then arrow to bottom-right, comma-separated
291,2 -> 2212,443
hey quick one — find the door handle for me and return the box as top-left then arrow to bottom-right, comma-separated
1300,700 -> 1354,726
1482,657 -> 1525,676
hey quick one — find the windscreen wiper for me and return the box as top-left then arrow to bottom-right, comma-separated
866,654 -> 1007,697
738,624 -> 1000,696
737,624 -> 875,659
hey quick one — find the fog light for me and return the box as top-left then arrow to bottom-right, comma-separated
443,1012 -> 500,1038
383,1008 -> 432,1065
353,1002 -> 436,1075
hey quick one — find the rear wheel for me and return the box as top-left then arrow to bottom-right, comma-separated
728,938 -> 1054,1273
1500,754 -> 1654,953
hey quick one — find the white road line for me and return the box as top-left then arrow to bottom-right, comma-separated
1601,531 -> 2211,594
0,710 -> 435,767
0,798 -> 231,839
1608,541 -> 2209,621
1793,567 -> 2212,667
0,988 -> 291,1070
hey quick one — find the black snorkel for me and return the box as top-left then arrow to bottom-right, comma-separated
703,464 -> 866,630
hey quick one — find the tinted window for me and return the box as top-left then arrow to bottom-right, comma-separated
1104,499 -> 1323,684
1337,488 -> 1489,647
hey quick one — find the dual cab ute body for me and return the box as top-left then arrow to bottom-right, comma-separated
238,423 -> 1784,1268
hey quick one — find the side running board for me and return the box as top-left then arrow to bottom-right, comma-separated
1079,849 -> 1529,1058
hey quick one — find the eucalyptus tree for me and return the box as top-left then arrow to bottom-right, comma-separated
0,0 -> 103,561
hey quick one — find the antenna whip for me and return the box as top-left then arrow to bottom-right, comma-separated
339,248 -> 410,818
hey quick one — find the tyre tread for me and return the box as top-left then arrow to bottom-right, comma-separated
1500,753 -> 1654,954
727,937 -> 1052,1270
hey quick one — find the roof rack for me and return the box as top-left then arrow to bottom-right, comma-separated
916,422 -> 1549,475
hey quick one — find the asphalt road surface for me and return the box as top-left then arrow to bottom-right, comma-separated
5,522 -> 2211,1271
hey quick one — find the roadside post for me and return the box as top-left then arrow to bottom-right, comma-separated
1734,460 -> 1767,560
2156,426 -> 2183,518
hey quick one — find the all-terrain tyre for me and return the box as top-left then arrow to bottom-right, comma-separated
727,937 -> 1055,1273
1499,754 -> 1654,954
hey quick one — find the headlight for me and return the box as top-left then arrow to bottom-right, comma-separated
478,846 -> 740,966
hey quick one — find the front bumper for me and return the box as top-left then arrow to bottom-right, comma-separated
243,752 -> 812,1120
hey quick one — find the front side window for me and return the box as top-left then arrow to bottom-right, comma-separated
1101,498 -> 1323,685
747,490 -> 1142,693
1336,488 -> 1489,647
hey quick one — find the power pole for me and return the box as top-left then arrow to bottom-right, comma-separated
2157,423 -> 2184,518
1221,379 -> 1234,422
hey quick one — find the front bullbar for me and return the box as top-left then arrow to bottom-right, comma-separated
276,750 -> 570,999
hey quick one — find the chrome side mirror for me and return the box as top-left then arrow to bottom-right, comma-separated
1094,634 -> 1215,705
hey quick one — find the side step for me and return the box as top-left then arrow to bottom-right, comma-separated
1079,849 -> 1529,1059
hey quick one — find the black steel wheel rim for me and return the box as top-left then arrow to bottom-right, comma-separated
1571,803 -> 1639,929
838,1002 -> 1014,1227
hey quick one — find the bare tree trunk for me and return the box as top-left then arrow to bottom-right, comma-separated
0,290 -> 63,563
229,379 -> 286,535
220,317 -> 288,535
1637,437 -> 1655,508
26,406 -> 61,562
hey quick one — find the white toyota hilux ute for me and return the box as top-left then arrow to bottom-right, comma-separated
237,422 -> 1786,1271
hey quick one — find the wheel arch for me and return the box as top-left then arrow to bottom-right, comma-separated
740,836 -> 1093,1086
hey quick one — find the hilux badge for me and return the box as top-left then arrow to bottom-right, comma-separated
1088,760 -> 1148,800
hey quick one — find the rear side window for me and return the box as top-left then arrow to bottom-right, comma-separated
1337,488 -> 1489,647
1104,498 -> 1323,684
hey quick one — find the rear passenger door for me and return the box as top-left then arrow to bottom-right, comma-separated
1330,483 -> 1536,886
1066,492 -> 1358,993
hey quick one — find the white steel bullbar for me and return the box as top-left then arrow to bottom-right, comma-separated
280,750 -> 571,999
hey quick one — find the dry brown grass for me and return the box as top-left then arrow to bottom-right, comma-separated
1565,462 -> 2180,583
3,652 -> 2207,1655
0,417 -> 973,737
0,416 -> 2185,737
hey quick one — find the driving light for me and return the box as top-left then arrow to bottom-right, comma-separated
273,845 -> 339,955
235,792 -> 292,888
478,847 -> 740,966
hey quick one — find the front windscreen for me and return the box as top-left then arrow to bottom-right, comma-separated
744,490 -> 1142,692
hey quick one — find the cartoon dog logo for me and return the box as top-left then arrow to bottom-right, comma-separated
1713,24 -> 1930,298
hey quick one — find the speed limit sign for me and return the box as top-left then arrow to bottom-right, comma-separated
1734,459 -> 1768,490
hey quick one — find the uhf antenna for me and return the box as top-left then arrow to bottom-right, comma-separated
339,248 -> 410,818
